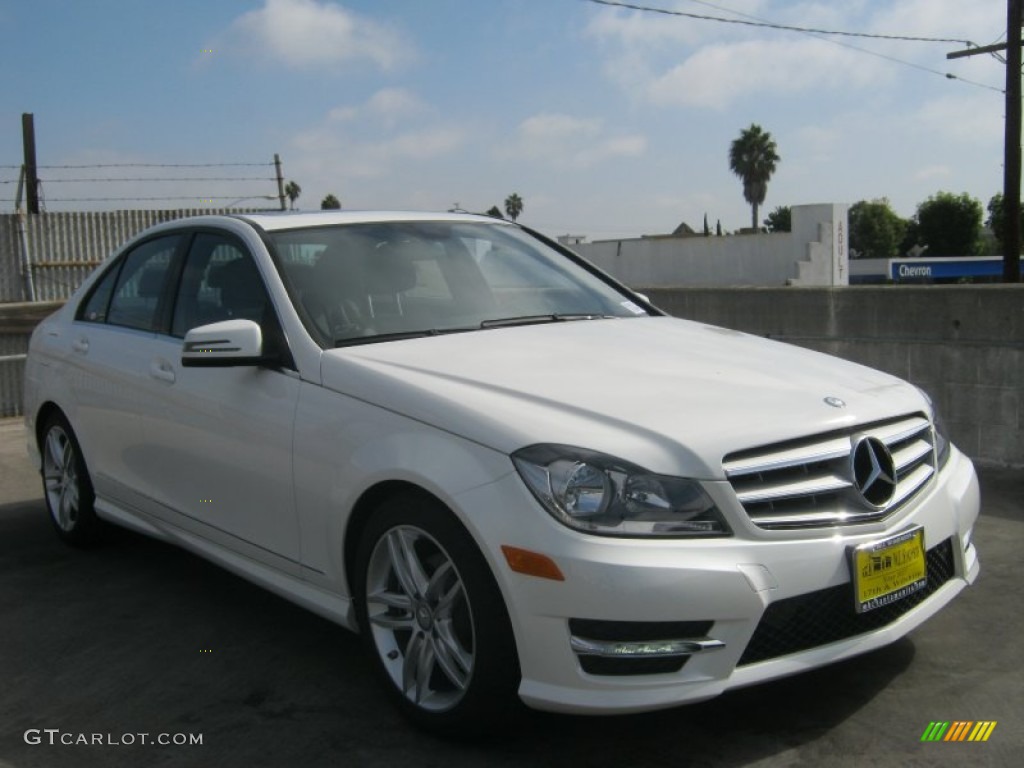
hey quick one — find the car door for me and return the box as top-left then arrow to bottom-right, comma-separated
137,230 -> 302,575
67,233 -> 184,510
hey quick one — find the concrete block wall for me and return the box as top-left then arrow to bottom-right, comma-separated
643,285 -> 1024,468
576,203 -> 849,287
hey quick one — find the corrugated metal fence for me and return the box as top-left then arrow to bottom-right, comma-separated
0,209 -> 258,302
0,209 -> 260,416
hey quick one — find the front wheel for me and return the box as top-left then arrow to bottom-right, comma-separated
40,413 -> 102,547
353,492 -> 521,734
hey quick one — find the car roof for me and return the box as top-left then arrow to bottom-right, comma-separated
232,210 -> 509,232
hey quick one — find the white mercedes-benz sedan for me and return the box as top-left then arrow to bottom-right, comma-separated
24,211 -> 979,732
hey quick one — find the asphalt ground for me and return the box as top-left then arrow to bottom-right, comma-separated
0,417 -> 1021,768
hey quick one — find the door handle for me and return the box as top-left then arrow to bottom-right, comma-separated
71,338 -> 89,353
149,359 -> 176,384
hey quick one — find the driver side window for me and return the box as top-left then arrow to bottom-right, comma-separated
171,233 -> 270,338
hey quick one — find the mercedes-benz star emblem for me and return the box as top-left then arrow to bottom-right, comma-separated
824,396 -> 846,408
851,436 -> 897,508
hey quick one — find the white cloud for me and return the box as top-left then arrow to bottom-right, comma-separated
916,93 -> 1004,144
584,1 -> 705,48
513,113 -> 646,169
587,0 -> 1004,109
914,165 -> 952,181
291,91 -> 465,182
646,37 -> 879,109
227,0 -> 409,70
868,0 -> 1002,43
327,88 -> 427,127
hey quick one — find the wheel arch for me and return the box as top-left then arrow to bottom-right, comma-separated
342,480 -> 449,597
34,401 -> 68,450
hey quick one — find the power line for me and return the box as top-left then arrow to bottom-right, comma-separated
586,0 -> 1003,93
584,0 -> 976,45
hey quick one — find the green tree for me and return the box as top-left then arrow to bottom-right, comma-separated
504,193 -> 523,221
985,192 -> 1024,248
320,193 -> 341,210
485,205 -> 503,218
284,180 -> 302,210
913,191 -> 983,256
729,123 -> 780,231
703,213 -> 710,236
764,205 -> 791,233
848,198 -> 907,259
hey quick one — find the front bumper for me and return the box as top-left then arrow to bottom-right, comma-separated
456,447 -> 980,714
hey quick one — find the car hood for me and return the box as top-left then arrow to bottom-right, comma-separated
320,317 -> 927,479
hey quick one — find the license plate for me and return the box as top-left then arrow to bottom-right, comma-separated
850,527 -> 927,614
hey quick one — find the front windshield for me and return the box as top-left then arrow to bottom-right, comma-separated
267,220 -> 651,346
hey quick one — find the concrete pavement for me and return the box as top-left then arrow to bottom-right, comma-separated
0,418 -> 1021,767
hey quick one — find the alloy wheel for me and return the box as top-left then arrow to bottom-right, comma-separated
364,525 -> 475,712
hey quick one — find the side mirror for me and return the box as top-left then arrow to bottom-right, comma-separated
182,319 -> 268,367
634,292 -> 650,304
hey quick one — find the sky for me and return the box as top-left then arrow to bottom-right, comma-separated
0,0 -> 1011,240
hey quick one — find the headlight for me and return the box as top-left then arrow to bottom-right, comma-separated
917,387 -> 951,468
512,444 -> 730,538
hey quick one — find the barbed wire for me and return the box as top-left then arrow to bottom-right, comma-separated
38,162 -> 273,169
0,195 -> 278,203
38,176 -> 276,183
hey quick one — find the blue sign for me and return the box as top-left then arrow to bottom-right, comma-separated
890,258 -> 1014,280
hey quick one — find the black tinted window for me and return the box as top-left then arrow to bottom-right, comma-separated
106,235 -> 181,331
171,234 -> 269,337
78,264 -> 120,324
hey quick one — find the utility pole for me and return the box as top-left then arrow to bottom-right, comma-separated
21,113 -> 40,214
1005,0 -> 1022,282
948,0 -> 1022,282
274,153 -> 286,211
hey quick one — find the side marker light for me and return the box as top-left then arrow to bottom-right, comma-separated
501,545 -> 565,581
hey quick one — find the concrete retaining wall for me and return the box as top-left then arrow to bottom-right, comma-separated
644,285 -> 1024,468
1,286 -> 1021,466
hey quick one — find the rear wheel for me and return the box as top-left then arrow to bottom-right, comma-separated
40,413 -> 102,547
353,492 -> 521,734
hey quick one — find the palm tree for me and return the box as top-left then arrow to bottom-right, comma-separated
321,193 -> 341,210
504,193 -> 523,221
284,180 -> 302,210
729,124 -> 780,232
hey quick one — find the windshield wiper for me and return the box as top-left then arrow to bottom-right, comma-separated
333,327 -> 476,347
479,313 -> 612,329
333,315 -> 613,346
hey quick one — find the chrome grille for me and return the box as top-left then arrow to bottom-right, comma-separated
723,415 -> 936,529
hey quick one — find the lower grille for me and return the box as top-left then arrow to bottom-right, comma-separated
738,538 -> 955,666
578,655 -> 688,676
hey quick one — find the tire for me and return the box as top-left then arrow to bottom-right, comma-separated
353,491 -> 521,734
40,413 -> 103,547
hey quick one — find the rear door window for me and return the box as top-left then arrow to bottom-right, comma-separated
105,235 -> 182,332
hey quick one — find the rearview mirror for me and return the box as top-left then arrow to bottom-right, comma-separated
181,319 -> 267,367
